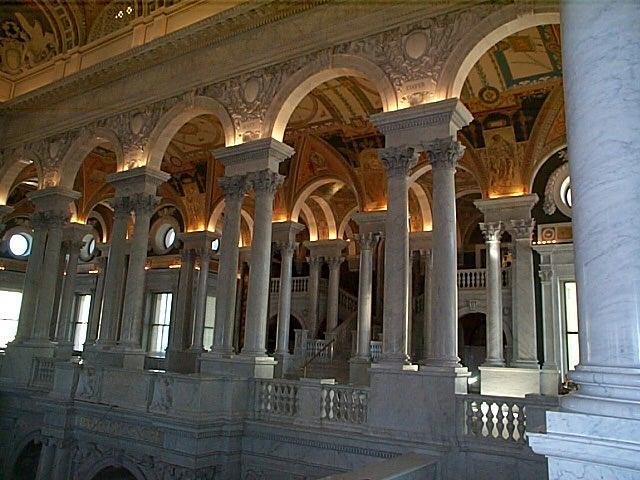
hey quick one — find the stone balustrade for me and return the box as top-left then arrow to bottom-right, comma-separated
255,379 -> 298,418
370,341 -> 382,363
457,393 -> 557,445
305,339 -> 333,362
457,268 -> 511,290
269,276 -> 310,294
320,384 -> 368,425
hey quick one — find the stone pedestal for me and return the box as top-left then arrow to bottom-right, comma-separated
349,357 -> 371,386
479,366 -> 540,398
200,355 -> 277,379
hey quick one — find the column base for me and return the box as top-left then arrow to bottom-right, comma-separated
200,353 -> 277,379
479,365 -> 540,397
349,357 -> 371,386
540,366 -> 561,395
165,349 -> 199,373
529,410 -> 640,479
1,341 -> 56,385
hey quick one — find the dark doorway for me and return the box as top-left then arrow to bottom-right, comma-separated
267,315 -> 304,353
91,466 -> 137,480
12,441 -> 41,480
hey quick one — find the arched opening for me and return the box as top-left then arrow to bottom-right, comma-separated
12,440 -> 41,480
91,466 -> 137,480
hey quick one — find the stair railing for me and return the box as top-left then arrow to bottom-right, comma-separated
301,338 -> 336,379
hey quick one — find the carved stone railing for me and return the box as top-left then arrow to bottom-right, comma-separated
457,268 -> 511,290
370,341 -> 382,363
270,276 -> 310,294
30,357 -> 56,389
338,289 -> 358,314
458,394 -> 547,444
321,385 -> 369,425
254,379 -> 298,419
305,339 -> 332,362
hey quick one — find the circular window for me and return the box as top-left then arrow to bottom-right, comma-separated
9,233 -> 31,257
80,233 -> 97,262
211,238 -> 220,252
163,227 -> 176,250
560,176 -> 572,208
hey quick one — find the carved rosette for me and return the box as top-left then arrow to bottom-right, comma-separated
218,174 -> 249,201
423,137 -> 465,171
509,218 -> 536,241
248,169 -> 284,195
354,232 -> 381,251
480,221 -> 504,243
377,146 -> 417,178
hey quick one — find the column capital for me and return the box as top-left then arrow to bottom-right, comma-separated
326,256 -> 344,270
308,255 -> 323,268
538,265 -> 553,283
248,169 -> 284,194
218,174 -> 249,201
354,232 -> 381,251
129,193 -> 160,216
508,218 -> 535,240
377,146 -> 417,177
31,209 -> 70,229
276,241 -> 298,257
480,221 -> 504,242
423,137 -> 465,170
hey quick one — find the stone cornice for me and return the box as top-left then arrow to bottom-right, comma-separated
0,1 -> 329,114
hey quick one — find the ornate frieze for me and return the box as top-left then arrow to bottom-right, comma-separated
75,416 -> 163,445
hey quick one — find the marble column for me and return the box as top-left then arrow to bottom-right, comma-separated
211,175 -> 248,355
422,138 -> 465,367
190,233 -> 216,352
325,256 -> 343,336
54,231 -> 87,354
95,197 -> 130,346
528,2 -> 640,476
118,193 -> 160,349
29,191 -> 80,343
354,233 -> 379,359
377,146 -> 417,365
421,249 -> 433,362
481,222 -> 505,366
507,218 -> 538,368
275,242 -> 297,355
84,254 -> 107,349
307,256 -> 321,338
165,240 -> 196,372
538,263 -> 559,394
241,170 -> 283,357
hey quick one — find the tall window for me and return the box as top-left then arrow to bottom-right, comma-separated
73,295 -> 92,351
147,293 -> 173,355
0,290 -> 22,348
564,281 -> 579,371
203,296 -> 216,350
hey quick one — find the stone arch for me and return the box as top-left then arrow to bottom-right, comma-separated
409,182 -> 432,231
299,204 -> 318,242
291,177 -> 348,223
7,430 -> 42,479
0,151 -> 41,205
264,54 -> 398,141
58,127 -> 125,189
145,96 -> 236,170
528,141 -> 567,194
308,195 -> 337,240
337,206 -> 358,240
77,454 -> 148,480
436,7 -> 560,99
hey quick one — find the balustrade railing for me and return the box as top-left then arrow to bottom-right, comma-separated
254,379 -> 298,418
270,276 -> 310,294
370,341 -> 382,363
338,289 -> 358,313
305,339 -> 332,362
30,357 -> 56,389
457,268 -> 511,290
321,385 -> 368,424
460,394 -> 527,443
